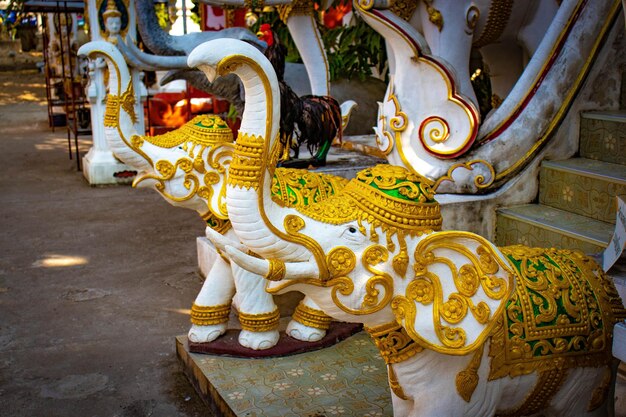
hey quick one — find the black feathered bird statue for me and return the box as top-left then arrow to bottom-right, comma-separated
257,24 -> 342,168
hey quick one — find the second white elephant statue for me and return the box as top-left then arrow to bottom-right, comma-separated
78,41 -> 349,350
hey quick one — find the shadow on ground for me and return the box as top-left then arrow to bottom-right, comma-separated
0,70 -> 209,416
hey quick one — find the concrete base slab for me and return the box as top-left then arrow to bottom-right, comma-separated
82,148 -> 136,185
176,333 -> 393,417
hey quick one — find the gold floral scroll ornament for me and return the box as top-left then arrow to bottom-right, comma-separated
392,231 -> 514,355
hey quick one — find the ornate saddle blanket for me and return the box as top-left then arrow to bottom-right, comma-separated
489,246 -> 626,380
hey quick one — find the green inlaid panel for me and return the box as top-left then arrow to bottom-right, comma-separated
580,114 -> 626,166
178,333 -> 392,417
539,159 -> 626,224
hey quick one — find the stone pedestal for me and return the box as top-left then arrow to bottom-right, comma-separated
82,146 -> 134,185
176,333 -> 392,416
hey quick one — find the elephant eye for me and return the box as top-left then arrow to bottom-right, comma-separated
348,226 -> 357,234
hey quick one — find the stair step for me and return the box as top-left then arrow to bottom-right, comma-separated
580,111 -> 626,166
539,158 -> 626,223
496,204 -> 614,254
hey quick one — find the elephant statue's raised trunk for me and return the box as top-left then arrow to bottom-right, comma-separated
190,40 -> 328,271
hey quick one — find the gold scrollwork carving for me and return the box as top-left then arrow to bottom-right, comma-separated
432,160 -> 496,192
392,231 -> 513,355
419,116 -> 450,151
328,244 -> 394,315
365,321 -> 424,401
355,0 -> 375,11
327,247 -> 357,277
488,247 -> 626,382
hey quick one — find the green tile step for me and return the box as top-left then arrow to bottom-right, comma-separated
580,110 -> 626,166
539,158 -> 626,223
176,333 -> 392,417
496,204 -> 615,254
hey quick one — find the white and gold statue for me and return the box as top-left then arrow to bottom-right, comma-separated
77,41 -> 346,350
189,38 -> 626,417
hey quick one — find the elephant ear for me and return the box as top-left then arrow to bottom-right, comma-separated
391,231 -> 515,355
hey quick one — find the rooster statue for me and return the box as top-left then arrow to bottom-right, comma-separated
257,23 -> 342,168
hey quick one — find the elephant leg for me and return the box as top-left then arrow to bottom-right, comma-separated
188,252 -> 234,343
286,297 -> 331,342
231,263 -> 280,350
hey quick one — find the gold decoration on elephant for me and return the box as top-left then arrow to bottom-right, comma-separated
265,259 -> 286,281
432,160 -> 495,192
365,321 -> 424,364
392,232 -> 409,278
132,117 -> 233,218
488,247 -> 626,382
292,303 -> 333,330
455,344 -> 484,402
142,115 -> 233,149
389,0 -> 418,22
365,321 -> 424,401
421,0 -> 443,31
496,366 -> 567,417
392,231 -> 513,355
228,132 -> 264,190
325,245 -> 394,315
271,168 -> 348,209
472,0 -> 513,48
190,303 -> 231,326
297,165 -> 442,236
276,0 -> 314,22
327,247 -> 357,277
238,308 -> 280,332
201,211 -> 231,234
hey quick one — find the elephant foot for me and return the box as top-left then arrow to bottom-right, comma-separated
286,320 -> 326,342
188,323 -> 227,343
238,329 -> 280,350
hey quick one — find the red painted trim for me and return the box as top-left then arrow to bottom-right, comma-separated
371,9 -> 479,159
480,0 -> 588,144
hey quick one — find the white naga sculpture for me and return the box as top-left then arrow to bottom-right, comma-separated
189,38 -> 626,417
355,0 -> 619,194
78,41 -> 347,350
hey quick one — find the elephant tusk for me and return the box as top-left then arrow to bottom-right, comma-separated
223,245 -> 321,281
205,227 -> 247,253
224,245 -> 271,277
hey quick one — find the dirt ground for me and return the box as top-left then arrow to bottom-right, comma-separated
0,70 -> 211,416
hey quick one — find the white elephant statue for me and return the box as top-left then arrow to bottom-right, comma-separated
188,38 -> 626,416
78,40 -> 351,350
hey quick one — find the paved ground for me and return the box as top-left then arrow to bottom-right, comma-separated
0,70 -> 209,416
